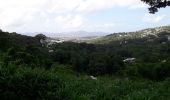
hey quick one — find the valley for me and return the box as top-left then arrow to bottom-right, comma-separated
1,26 -> 170,100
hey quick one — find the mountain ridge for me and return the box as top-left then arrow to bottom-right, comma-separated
88,25 -> 170,44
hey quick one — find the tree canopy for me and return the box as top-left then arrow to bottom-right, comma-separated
35,34 -> 47,40
142,0 -> 170,14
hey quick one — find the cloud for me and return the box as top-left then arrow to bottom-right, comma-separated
55,14 -> 88,29
142,14 -> 166,23
0,0 -> 146,32
129,3 -> 148,9
76,0 -> 146,14
44,0 -> 81,14
93,23 -> 117,28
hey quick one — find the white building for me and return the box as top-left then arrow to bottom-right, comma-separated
123,58 -> 136,63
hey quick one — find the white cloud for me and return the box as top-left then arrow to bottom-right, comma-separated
55,14 -> 73,23
93,23 -> 117,28
129,3 -> 148,9
0,0 -> 146,32
76,0 -> 146,14
55,14 -> 88,29
143,14 -> 166,23
44,0 -> 81,14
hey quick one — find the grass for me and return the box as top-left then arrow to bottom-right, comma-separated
0,63 -> 170,100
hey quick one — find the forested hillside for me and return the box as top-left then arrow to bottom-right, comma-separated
89,26 -> 170,44
1,28 -> 170,100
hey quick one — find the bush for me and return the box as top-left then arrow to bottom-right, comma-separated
125,62 -> 170,81
71,53 -> 125,76
0,64 -> 63,100
3,47 -> 53,68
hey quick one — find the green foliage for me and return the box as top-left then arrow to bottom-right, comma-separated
0,64 -> 62,100
52,42 -> 125,75
0,31 -> 12,51
125,62 -> 170,81
3,46 -> 53,68
1,63 -> 170,100
0,30 -> 41,52
52,49 -> 71,64
1,29 -> 170,99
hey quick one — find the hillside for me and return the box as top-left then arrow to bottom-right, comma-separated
1,28 -> 170,99
88,26 -> 170,44
0,31 -> 41,51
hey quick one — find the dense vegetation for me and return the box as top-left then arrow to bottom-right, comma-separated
1,28 -> 170,99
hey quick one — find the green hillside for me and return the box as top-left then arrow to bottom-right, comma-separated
89,26 -> 170,44
1,28 -> 170,100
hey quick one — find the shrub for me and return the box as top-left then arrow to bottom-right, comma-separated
0,64 -> 63,100
125,62 -> 170,81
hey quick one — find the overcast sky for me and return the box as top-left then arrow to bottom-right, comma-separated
0,0 -> 170,34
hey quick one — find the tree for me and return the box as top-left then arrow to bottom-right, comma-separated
142,0 -> 170,14
35,34 -> 47,40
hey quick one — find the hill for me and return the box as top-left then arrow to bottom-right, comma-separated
1,28 -> 170,99
88,26 -> 170,44
0,31 -> 41,51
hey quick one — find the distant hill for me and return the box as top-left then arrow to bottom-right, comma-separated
88,26 -> 170,44
23,31 -> 107,37
22,31 -> 107,43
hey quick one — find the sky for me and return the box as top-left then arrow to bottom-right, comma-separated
0,0 -> 170,35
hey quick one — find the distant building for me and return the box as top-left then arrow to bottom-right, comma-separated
123,58 -> 136,63
90,76 -> 97,80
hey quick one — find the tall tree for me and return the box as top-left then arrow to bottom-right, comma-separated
142,0 -> 170,13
